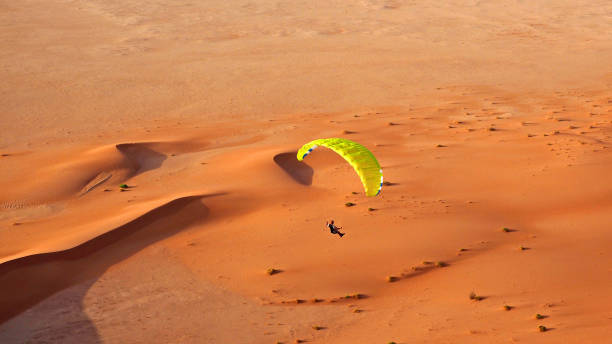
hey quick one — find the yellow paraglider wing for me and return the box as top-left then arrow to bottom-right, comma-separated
297,138 -> 383,197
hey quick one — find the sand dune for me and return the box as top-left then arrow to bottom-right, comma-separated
1,0 -> 612,343
0,194 -> 210,324
0,140 -> 210,206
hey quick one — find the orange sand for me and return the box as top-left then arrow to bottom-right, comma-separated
1,1 -> 612,343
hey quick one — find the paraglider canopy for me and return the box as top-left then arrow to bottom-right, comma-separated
297,138 -> 383,196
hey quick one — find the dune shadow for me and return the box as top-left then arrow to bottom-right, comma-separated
0,279 -> 102,343
274,152 -> 313,186
0,193 -> 220,338
116,143 -> 167,175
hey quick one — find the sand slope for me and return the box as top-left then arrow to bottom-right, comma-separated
1,0 -> 612,343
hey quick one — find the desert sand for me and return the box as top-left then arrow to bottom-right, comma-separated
1,0 -> 612,343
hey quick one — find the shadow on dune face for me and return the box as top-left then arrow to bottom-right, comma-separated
274,152 -> 313,185
116,143 -> 167,176
0,193 -> 219,333
0,279 -> 102,344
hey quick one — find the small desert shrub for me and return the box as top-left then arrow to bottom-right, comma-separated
266,268 -> 281,275
538,325 -> 547,332
435,261 -> 447,268
503,305 -> 512,311
386,276 -> 399,283
469,291 -> 484,301
119,184 -> 128,189
344,293 -> 365,299
345,202 -> 355,207
535,313 -> 545,319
